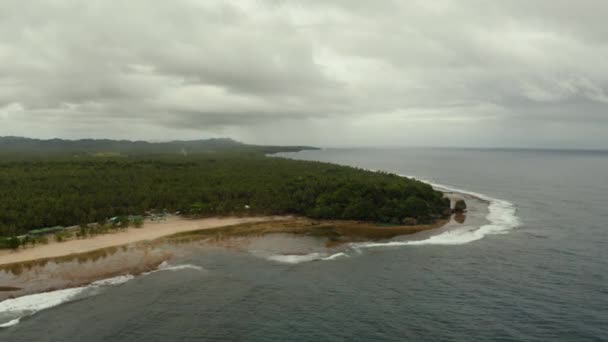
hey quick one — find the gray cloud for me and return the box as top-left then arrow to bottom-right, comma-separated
1,0 -> 607,148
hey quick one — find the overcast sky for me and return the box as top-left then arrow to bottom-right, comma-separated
1,1 -> 607,148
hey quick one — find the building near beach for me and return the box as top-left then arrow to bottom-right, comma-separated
27,226 -> 65,236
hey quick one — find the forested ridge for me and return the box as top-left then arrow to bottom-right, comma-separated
0,136 -> 317,158
0,139 -> 449,238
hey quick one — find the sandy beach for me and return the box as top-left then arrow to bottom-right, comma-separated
0,216 -> 288,266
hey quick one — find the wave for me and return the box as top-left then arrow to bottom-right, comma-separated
266,251 -> 349,264
90,274 -> 134,286
354,174 -> 521,248
143,261 -> 205,275
322,252 -> 348,261
0,261 -> 208,328
0,318 -> 20,328
160,264 -> 205,271
266,253 -> 325,264
0,274 -> 135,329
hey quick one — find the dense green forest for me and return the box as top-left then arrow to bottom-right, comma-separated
0,138 -> 449,238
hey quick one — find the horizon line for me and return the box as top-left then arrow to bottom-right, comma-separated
1,135 -> 607,153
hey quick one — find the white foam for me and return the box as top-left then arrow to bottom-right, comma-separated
358,227 -> 481,247
322,252 -> 348,261
0,318 -> 20,328
266,251 -> 350,264
159,264 -> 205,272
0,273 -> 135,328
0,287 -> 86,328
266,253 -> 325,264
91,274 -> 135,286
0,287 -> 87,316
354,174 -> 520,248
143,261 -> 205,275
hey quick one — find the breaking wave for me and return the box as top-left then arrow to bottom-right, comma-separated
0,261 -> 208,327
322,252 -> 348,261
354,175 -> 521,248
90,274 -> 134,286
0,318 -> 20,328
142,261 -> 205,275
0,274 -> 135,328
266,253 -> 325,264
265,251 -> 349,264
160,264 -> 205,272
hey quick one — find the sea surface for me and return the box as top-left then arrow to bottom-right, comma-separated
2,148 -> 608,341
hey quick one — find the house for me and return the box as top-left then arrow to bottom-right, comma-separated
28,226 -> 65,236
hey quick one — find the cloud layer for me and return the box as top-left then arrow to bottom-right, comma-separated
1,0 -> 607,147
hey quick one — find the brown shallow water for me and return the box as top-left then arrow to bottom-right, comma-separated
0,244 -> 172,301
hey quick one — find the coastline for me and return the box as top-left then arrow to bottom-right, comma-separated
0,214 -> 451,302
0,216 -> 289,267
0,215 -> 449,268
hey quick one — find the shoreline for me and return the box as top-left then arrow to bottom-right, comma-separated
0,216 -> 289,267
0,216 -> 449,302
0,214 -> 452,303
0,215 -> 450,269
0,215 -> 451,301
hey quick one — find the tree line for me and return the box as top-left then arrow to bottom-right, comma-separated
0,155 -> 449,238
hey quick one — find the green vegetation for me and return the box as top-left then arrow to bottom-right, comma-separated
0,237 -> 21,250
54,231 -> 72,243
0,137 -> 449,239
0,136 -> 317,160
132,216 -> 144,228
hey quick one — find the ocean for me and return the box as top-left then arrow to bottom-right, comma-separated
1,148 -> 607,341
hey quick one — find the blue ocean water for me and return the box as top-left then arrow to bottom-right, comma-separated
2,148 -> 607,341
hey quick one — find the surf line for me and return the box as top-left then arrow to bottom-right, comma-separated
354,174 -> 520,248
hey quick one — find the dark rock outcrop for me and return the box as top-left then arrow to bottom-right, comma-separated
453,199 -> 467,213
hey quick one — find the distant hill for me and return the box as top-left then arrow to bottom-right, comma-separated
0,136 -> 318,157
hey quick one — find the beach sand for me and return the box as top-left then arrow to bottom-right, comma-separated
0,216 -> 289,266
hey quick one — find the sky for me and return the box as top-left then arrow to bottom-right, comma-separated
1,1 -> 607,148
